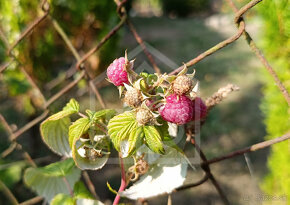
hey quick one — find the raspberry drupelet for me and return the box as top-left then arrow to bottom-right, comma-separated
106,57 -> 129,86
159,94 -> 193,125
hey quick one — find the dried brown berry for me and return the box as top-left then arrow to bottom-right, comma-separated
173,75 -> 193,95
124,88 -> 142,107
135,158 -> 149,175
136,108 -> 154,125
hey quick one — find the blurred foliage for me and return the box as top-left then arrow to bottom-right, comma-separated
160,0 -> 211,17
0,0 -> 121,199
0,0 -> 120,113
257,0 -> 290,198
0,161 -> 25,189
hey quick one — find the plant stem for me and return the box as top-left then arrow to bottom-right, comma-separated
113,153 -> 127,205
63,177 -> 74,197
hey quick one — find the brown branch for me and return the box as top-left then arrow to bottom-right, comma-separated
170,21 -> 245,75
175,174 -> 209,191
82,171 -> 99,200
51,17 -> 107,109
205,84 -> 240,110
10,110 -> 49,141
204,131 -> 290,165
226,0 -> 290,106
44,71 -> 85,108
126,20 -> 161,74
19,196 -> 43,205
89,80 -> 106,109
191,138 -> 230,205
76,16 -> 127,70
0,180 -> 18,205
7,1 -> 50,55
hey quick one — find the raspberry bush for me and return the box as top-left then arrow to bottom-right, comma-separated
26,51 -> 209,204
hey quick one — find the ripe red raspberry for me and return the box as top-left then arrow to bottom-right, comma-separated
106,57 -> 129,86
159,94 -> 193,125
192,97 -> 207,120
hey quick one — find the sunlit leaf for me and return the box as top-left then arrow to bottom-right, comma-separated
70,117 -> 109,170
127,126 -> 144,156
108,111 -> 137,152
51,194 -> 75,205
40,117 -> 71,157
73,181 -> 94,200
47,99 -> 79,121
40,99 -> 80,157
69,118 -> 90,148
120,147 -> 188,199
24,159 -> 81,202
143,126 -> 165,154
89,109 -> 116,122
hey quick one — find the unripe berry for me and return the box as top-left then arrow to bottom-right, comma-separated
192,97 -> 207,120
173,75 -> 193,95
136,108 -> 154,125
124,88 -> 142,107
106,57 -> 129,86
159,94 -> 193,125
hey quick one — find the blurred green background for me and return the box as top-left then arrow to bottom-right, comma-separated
0,0 -> 289,204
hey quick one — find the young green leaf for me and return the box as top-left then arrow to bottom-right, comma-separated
40,99 -> 80,157
69,118 -> 90,148
24,159 -> 81,202
47,99 -> 79,121
51,194 -> 75,205
70,118 -> 109,170
89,109 -> 116,122
40,117 -> 71,157
127,126 -> 144,156
108,111 -> 137,152
73,181 -> 94,200
143,126 -> 165,154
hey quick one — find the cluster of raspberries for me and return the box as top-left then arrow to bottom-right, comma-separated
107,56 -> 207,125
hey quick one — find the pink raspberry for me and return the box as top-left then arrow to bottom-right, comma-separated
106,57 -> 129,86
159,94 -> 193,125
192,97 -> 207,120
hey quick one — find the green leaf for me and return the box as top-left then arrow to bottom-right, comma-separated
51,194 -> 75,205
69,118 -> 90,148
40,117 -> 71,157
74,181 -> 94,200
72,146 -> 109,170
40,99 -> 80,156
51,182 -> 105,205
127,126 -> 144,156
108,111 -> 137,152
0,161 -> 23,188
70,118 -> 109,170
89,109 -> 116,122
24,159 -> 81,202
47,99 -> 79,121
155,119 -> 169,138
143,126 -> 165,154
